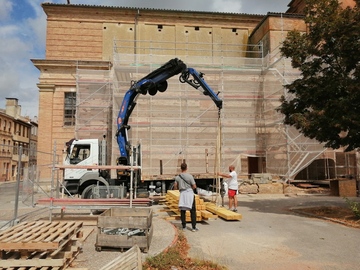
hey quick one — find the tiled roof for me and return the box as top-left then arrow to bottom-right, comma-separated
41,2 -> 266,16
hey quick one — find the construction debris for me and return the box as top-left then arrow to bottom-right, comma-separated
96,208 -> 153,253
101,228 -> 145,237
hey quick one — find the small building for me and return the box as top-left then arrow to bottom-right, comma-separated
0,110 -> 13,181
0,98 -> 38,181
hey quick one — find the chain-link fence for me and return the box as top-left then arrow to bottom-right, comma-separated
0,144 -> 63,229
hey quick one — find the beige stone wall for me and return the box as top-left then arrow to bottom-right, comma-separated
46,21 -> 103,60
43,4 -> 263,61
249,16 -> 306,56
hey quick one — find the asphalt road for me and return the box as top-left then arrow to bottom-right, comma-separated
177,194 -> 360,270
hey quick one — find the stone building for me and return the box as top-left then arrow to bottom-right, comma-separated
0,98 -> 37,181
0,109 -> 13,181
32,0 -> 358,184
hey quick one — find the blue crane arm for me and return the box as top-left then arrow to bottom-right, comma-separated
116,58 -> 186,161
179,68 -> 222,110
116,58 -> 223,164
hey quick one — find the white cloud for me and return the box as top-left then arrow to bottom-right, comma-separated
26,0 -> 44,17
0,1 -> 42,119
211,0 -> 242,13
26,15 -> 47,52
0,24 -> 18,37
0,0 -> 13,21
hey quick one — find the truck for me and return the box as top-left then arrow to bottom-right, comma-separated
62,58 -> 222,199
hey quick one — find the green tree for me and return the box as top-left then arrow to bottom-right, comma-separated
278,0 -> 360,151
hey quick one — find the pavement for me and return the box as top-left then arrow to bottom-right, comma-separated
1,182 -> 360,270
179,194 -> 360,270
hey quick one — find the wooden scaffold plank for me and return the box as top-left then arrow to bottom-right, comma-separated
205,202 -> 242,221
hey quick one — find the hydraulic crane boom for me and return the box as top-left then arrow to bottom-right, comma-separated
116,58 -> 222,165
179,67 -> 223,110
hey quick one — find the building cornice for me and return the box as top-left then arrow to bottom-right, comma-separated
31,59 -> 112,71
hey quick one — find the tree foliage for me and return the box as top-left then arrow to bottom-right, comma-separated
278,0 -> 360,151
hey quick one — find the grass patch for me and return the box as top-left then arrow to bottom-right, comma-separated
344,197 -> 360,219
143,231 -> 227,270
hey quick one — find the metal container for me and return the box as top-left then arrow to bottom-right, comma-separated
95,207 -> 153,252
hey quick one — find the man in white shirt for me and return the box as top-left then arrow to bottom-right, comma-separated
218,165 -> 238,212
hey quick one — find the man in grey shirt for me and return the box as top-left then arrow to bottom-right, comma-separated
174,162 -> 198,232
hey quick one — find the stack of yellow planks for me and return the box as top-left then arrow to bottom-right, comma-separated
165,190 -> 218,221
165,190 -> 242,221
204,202 -> 242,221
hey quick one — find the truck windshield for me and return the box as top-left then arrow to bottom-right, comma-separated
70,144 -> 90,164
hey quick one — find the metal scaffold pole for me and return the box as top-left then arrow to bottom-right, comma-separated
49,141 -> 57,222
213,109 -> 223,206
13,145 -> 22,226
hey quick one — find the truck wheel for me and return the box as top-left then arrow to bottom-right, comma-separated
81,185 -> 96,199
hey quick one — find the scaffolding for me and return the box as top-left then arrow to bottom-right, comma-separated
74,39 -> 349,182
111,40 -> 266,180
75,62 -> 113,142
262,46 -> 328,180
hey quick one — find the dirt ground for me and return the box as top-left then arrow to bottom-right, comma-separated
237,182 -> 360,229
294,205 -> 360,228
283,184 -> 360,229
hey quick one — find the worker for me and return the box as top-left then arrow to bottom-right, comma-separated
173,162 -> 199,232
218,165 -> 238,212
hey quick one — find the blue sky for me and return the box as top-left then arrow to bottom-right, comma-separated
0,0 -> 290,119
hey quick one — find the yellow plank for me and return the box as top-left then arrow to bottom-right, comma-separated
200,210 -> 218,219
205,202 -> 242,221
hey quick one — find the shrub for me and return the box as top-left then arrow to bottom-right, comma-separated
344,197 -> 360,219
143,231 -> 227,270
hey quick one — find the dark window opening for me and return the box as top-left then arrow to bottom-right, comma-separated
64,92 -> 76,126
232,28 -> 237,32
195,26 -> 200,31
248,156 -> 266,177
70,144 -> 91,164
295,159 -> 336,180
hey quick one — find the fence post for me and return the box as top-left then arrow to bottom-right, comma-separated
13,145 -> 22,226
49,141 -> 58,222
